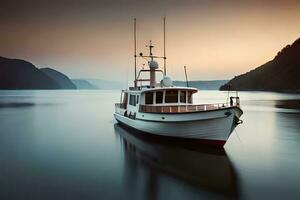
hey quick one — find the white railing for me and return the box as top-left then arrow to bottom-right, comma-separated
139,102 -> 239,113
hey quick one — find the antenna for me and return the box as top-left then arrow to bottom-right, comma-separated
163,16 -> 166,76
134,18 -> 137,88
184,66 -> 189,87
146,40 -> 154,58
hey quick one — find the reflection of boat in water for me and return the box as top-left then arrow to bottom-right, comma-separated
114,124 -> 238,199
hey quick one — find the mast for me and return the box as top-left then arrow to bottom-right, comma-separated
163,16 -> 166,76
133,18 -> 167,88
134,18 -> 137,88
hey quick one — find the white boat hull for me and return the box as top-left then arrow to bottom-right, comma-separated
114,107 -> 242,146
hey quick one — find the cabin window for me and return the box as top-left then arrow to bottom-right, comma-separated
129,95 -> 136,106
180,91 -> 186,103
136,95 -> 139,104
156,91 -> 163,104
188,91 -> 192,103
145,92 -> 153,104
165,90 -> 178,103
123,93 -> 128,104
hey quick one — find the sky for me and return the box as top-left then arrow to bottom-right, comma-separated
1,0 -> 300,82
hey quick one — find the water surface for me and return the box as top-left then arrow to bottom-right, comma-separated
0,90 -> 300,200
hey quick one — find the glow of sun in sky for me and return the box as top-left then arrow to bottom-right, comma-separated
1,0 -> 300,82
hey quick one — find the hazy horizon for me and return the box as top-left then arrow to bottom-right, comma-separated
1,0 -> 300,82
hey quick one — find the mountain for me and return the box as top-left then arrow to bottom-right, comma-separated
86,79 -> 123,89
220,37 -> 300,92
73,79 -> 225,90
71,79 -> 124,90
71,79 -> 98,89
0,56 -> 77,89
0,56 -> 61,89
174,80 -> 228,90
40,68 -> 76,89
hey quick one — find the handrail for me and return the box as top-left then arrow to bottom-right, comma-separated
116,100 -> 240,114
139,103 -> 238,113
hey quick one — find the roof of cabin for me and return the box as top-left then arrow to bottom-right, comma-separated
123,86 -> 198,94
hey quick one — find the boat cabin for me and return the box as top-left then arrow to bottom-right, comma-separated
116,86 -> 240,116
121,88 -> 197,107
116,87 -> 197,116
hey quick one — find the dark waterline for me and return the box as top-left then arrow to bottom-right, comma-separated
0,90 -> 300,200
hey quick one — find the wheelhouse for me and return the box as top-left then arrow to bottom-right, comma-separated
140,88 -> 197,105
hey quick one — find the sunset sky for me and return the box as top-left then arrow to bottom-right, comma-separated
1,0 -> 300,82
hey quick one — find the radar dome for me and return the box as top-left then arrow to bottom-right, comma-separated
162,76 -> 173,87
148,60 -> 159,69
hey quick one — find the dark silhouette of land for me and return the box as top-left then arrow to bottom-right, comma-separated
0,56 -> 76,89
220,37 -> 300,92
71,79 -> 98,89
41,68 -> 76,89
71,79 -> 123,89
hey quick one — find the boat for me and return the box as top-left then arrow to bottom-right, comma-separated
114,18 -> 243,147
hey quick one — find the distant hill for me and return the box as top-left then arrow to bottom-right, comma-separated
0,57 -> 61,89
71,79 -> 98,89
71,79 -> 123,90
220,37 -> 300,92
40,68 -> 76,89
0,56 -> 76,89
174,80 -> 228,90
86,79 -> 123,89
72,79 -> 225,90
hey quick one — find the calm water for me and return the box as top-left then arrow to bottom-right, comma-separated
0,90 -> 300,200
